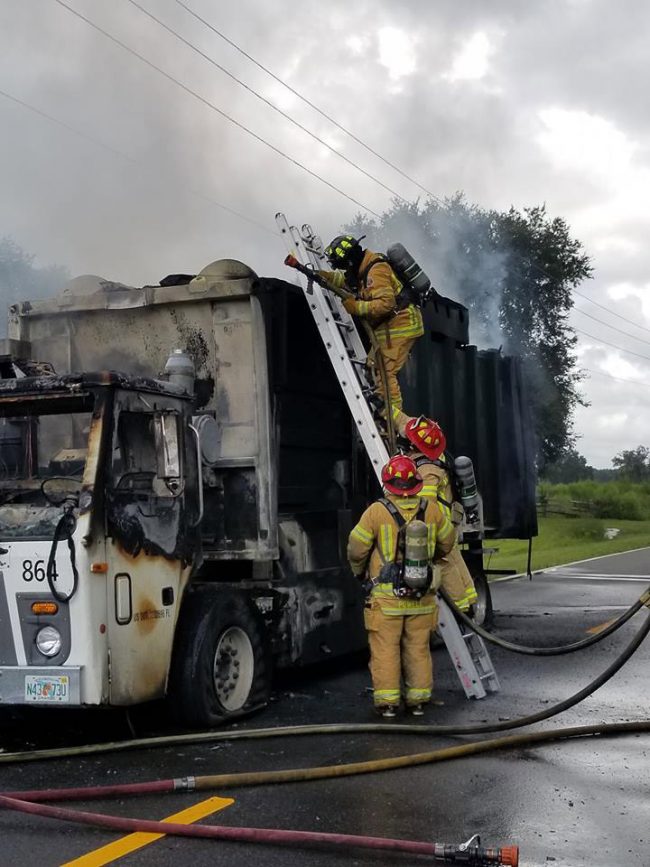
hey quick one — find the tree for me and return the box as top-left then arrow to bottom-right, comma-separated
541,447 -> 593,483
612,445 -> 650,482
0,237 -> 68,338
346,195 -> 592,468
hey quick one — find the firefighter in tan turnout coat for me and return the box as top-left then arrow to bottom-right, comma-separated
347,455 -> 455,717
319,235 -> 423,416
394,412 -> 479,612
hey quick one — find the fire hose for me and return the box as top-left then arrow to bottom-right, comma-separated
440,585 -> 650,656
2,611 -> 649,865
0,791 -> 516,865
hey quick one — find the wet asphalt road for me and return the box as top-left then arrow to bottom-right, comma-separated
1,548 -> 649,867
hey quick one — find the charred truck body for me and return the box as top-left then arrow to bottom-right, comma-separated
0,259 -> 536,724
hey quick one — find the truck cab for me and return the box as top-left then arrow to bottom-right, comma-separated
0,368 -> 200,709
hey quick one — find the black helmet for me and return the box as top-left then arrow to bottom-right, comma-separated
325,234 -> 365,271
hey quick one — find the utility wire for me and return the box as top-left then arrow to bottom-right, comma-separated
573,285 -> 650,336
584,367 -> 650,388
172,0 -> 444,205
51,0 -> 381,218
573,306 -> 650,348
126,0 -> 407,204
574,326 -> 650,363
0,86 -> 275,237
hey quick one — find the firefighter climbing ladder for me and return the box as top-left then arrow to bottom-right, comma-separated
276,212 -> 499,700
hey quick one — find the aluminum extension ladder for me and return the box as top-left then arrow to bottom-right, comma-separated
276,213 -> 499,701
437,596 -> 499,699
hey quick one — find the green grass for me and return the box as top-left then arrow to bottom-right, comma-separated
485,516 -> 650,575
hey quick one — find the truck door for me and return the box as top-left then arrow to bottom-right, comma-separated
105,400 -> 191,705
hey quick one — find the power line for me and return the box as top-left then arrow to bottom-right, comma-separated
584,367 -> 650,388
172,0 -> 445,205
0,86 -> 275,237
573,285 -> 650,336
51,0 -> 381,218
574,326 -> 650,363
574,306 -> 650,348
126,0 -> 407,205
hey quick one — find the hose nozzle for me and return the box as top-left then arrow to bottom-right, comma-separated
435,834 -> 519,865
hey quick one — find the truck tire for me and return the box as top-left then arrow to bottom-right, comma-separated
169,586 -> 271,727
471,571 -> 494,627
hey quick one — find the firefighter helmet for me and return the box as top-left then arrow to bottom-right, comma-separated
325,234 -> 365,270
381,454 -> 423,496
404,416 -> 446,461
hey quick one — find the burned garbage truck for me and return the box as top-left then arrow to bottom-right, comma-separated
0,259 -> 536,724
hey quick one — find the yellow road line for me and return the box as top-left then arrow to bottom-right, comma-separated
61,795 -> 234,866
586,618 -> 617,635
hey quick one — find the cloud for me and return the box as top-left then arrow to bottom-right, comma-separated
444,31 -> 496,82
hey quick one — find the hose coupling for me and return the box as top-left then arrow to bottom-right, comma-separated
433,833 -> 519,865
172,776 -> 196,792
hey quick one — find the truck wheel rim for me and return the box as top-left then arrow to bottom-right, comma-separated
213,627 -> 255,711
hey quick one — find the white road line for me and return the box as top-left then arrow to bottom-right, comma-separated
555,574 -> 649,582
545,546 -> 650,569
490,546 -> 650,583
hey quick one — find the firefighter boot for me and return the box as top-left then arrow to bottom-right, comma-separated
377,705 -> 397,719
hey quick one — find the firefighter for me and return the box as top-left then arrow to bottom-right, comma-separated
394,412 -> 479,612
347,455 -> 455,717
320,235 -> 423,416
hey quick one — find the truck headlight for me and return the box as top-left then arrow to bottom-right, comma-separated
35,626 -> 62,658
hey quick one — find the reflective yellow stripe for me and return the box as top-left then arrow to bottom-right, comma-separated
374,689 -> 400,703
382,601 -> 437,615
406,688 -> 431,700
351,524 -> 373,544
420,485 -> 438,498
439,515 -> 454,539
427,522 -> 436,558
376,326 -> 424,344
357,300 -> 370,315
379,523 -> 394,562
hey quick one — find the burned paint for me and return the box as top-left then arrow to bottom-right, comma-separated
133,596 -> 169,635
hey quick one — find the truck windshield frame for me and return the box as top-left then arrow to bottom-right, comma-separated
0,392 -> 97,541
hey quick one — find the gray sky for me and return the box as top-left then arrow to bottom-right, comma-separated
1,0 -> 649,468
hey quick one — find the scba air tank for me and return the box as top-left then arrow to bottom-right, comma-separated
454,456 -> 479,511
386,243 -> 431,297
403,520 -> 429,590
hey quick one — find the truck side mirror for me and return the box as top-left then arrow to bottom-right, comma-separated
153,411 -> 181,482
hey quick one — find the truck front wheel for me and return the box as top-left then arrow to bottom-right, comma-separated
169,587 -> 271,727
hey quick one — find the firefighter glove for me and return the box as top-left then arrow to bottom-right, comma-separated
342,296 -> 358,315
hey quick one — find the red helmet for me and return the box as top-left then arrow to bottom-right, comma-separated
381,455 -> 423,496
404,416 -> 446,461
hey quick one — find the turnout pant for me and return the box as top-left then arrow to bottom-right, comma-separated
368,334 -> 418,415
364,602 -> 438,707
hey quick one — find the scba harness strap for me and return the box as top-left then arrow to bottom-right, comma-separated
414,452 -> 461,508
377,498 -> 431,598
357,256 -> 419,311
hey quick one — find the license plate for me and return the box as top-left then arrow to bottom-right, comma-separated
24,675 -> 70,703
